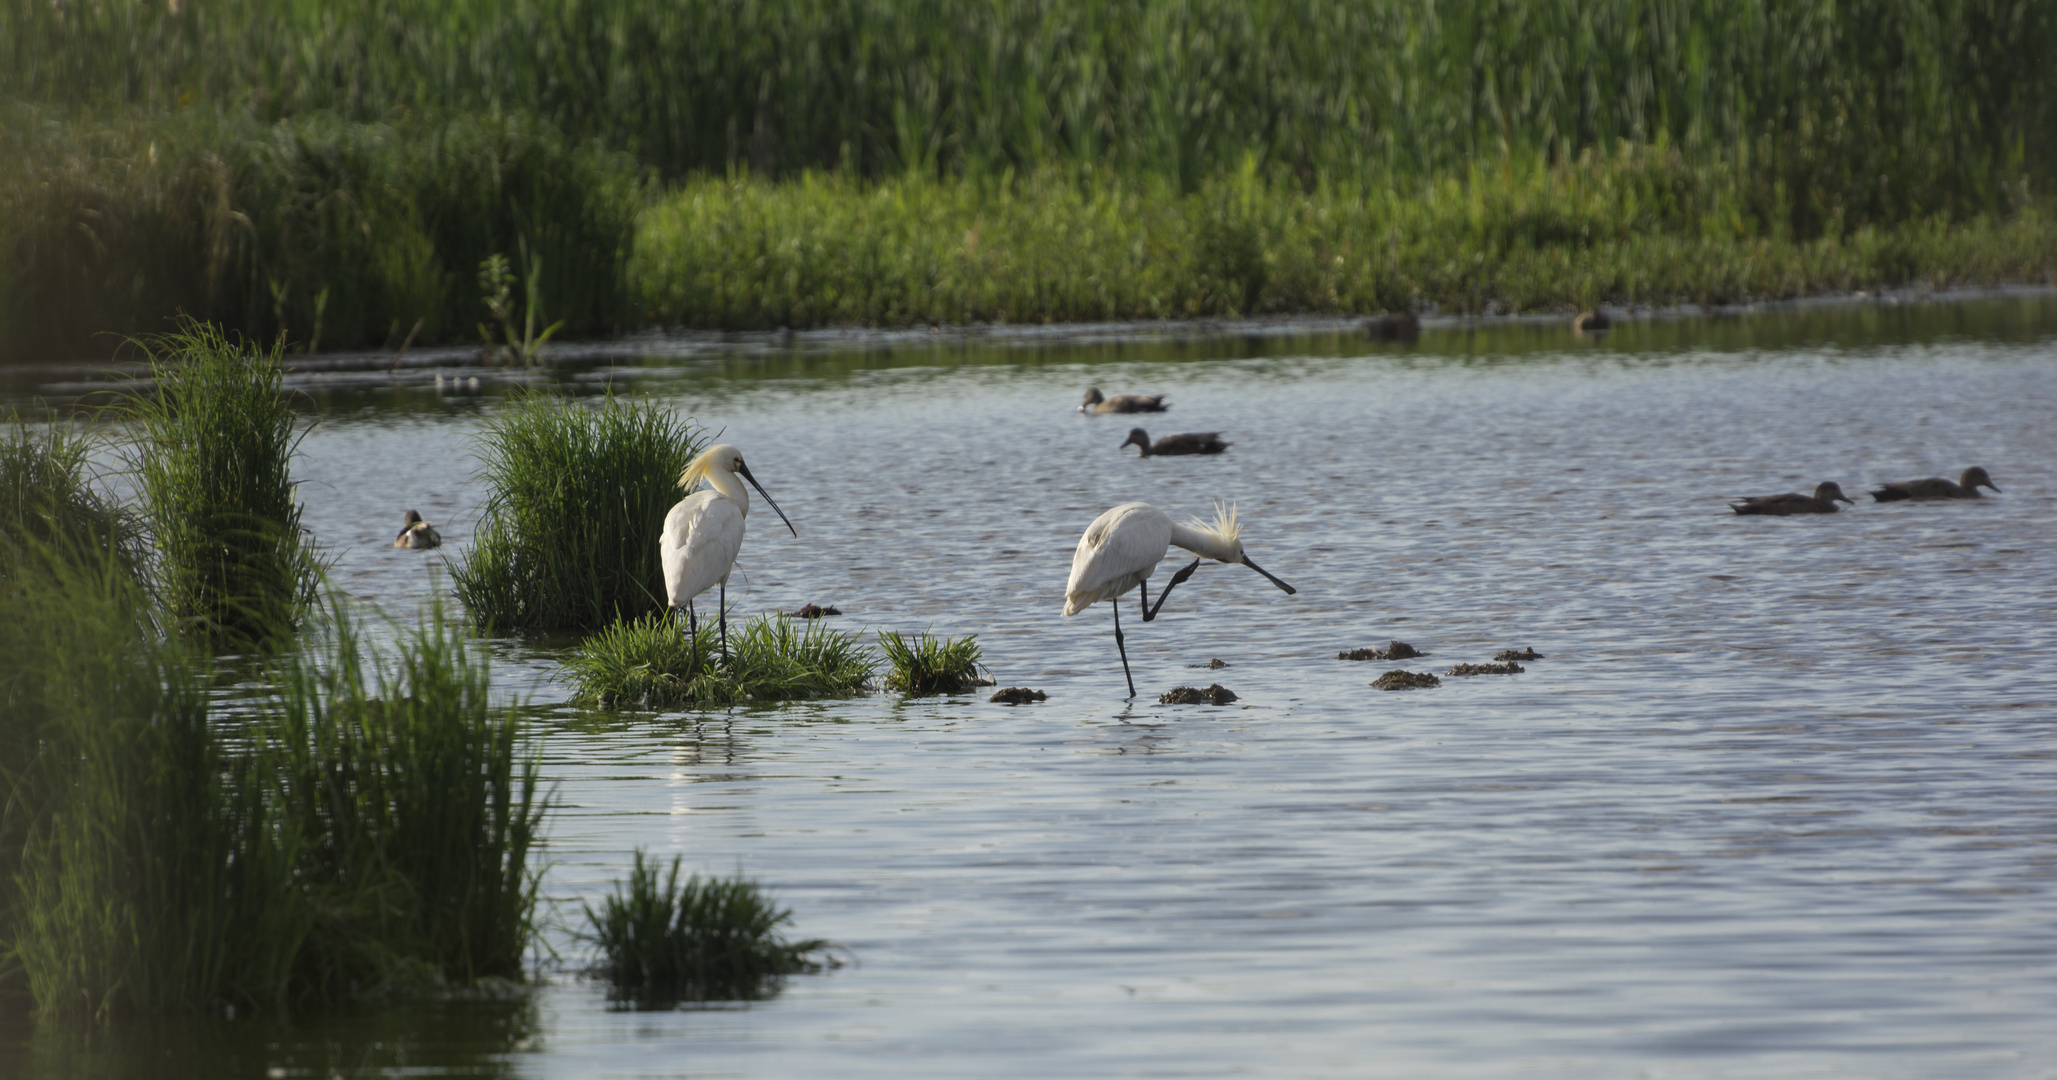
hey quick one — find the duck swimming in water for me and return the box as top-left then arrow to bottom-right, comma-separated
394,509 -> 442,548
1870,466 -> 2001,502
1122,428 -> 1230,457
1080,387 -> 1168,414
1730,482 -> 1855,516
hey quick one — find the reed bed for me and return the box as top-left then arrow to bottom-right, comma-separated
562,611 -> 877,709
582,850 -> 835,1003
453,391 -> 703,632
120,323 -> 323,647
635,162 -> 2057,327
0,106 -> 639,361
7,0 -> 2051,222
879,630 -> 987,696
0,550 -> 545,1017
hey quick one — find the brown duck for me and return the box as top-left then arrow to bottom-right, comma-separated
1080,387 -> 1168,414
1122,428 -> 1229,457
1730,482 -> 1855,516
394,509 -> 443,548
1870,467 -> 2001,502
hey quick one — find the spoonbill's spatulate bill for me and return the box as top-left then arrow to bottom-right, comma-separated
1063,501 -> 1296,698
1870,466 -> 2001,501
661,444 -> 797,657
1729,482 -> 1855,516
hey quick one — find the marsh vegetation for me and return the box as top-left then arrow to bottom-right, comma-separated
4,1 -> 2055,358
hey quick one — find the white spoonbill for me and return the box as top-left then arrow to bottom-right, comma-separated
1063,501 -> 1296,698
662,444 -> 797,657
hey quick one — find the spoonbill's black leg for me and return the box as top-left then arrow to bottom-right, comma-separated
1110,598 -> 1137,698
1141,559 -> 1202,622
718,582 -> 730,664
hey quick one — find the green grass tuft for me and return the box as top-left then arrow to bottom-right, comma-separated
1,416 -> 142,577
879,629 -> 985,696
0,541 -> 546,1017
452,390 -> 703,632
119,322 -> 323,649
563,611 -> 877,709
582,850 -> 836,1004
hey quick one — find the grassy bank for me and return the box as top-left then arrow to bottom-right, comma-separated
4,2 -> 2055,355
0,107 -> 638,360
8,0 -> 2052,220
634,162 -> 2057,326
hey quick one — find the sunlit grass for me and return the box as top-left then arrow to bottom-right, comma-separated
879,629 -> 985,696
452,391 -> 702,632
562,611 -> 877,708
581,850 -> 836,1004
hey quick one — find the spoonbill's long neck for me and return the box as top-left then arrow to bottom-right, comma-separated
1167,521 -> 1236,563
705,469 -> 750,514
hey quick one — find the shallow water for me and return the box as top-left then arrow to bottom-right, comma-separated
6,297 -> 2057,1078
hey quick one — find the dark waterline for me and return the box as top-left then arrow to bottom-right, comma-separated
6,294 -> 2056,1078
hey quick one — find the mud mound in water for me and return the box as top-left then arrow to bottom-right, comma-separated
1448,662 -> 1524,676
1338,640 -> 1422,661
1372,670 -> 1440,691
1160,684 -> 1237,705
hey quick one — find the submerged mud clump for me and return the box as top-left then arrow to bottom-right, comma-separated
1372,670 -> 1440,690
1191,658 -> 1231,669
1339,641 -> 1422,661
990,687 -> 1046,704
1448,662 -> 1524,676
1493,647 -> 1544,661
791,603 -> 842,618
1160,684 -> 1237,706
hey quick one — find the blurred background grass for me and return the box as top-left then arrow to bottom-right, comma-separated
4,0 -> 2053,357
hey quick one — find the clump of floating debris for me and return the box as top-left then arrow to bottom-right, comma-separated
1448,662 -> 1524,676
1190,658 -> 1231,669
1493,647 -> 1544,661
990,687 -> 1046,704
791,603 -> 842,618
1338,640 -> 1422,661
1159,684 -> 1238,705
1372,670 -> 1440,690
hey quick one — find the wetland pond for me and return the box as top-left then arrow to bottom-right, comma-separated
6,296 -> 2057,1078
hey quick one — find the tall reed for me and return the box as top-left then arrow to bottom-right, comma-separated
0,558 -> 546,1017
0,106 -> 640,361
120,322 -> 322,648
453,391 -> 703,631
0,417 -> 140,574
5,0 -> 2050,223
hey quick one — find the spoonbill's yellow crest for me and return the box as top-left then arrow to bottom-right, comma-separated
661,444 -> 796,657
1063,501 -> 1296,698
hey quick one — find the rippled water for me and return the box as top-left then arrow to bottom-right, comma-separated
7,297 -> 2056,1078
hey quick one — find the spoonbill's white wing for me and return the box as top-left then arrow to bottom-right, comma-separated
662,490 -> 747,607
1063,502 -> 1172,615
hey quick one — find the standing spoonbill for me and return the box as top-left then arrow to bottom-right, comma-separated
662,444 -> 797,658
1063,501 -> 1296,698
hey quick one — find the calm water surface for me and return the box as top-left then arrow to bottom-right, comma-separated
7,299 -> 2056,1078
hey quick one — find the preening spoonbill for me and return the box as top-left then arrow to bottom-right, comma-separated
662,444 -> 797,657
1080,388 -> 1168,414
393,509 -> 443,548
1571,309 -> 1612,334
1121,428 -> 1229,457
1063,501 -> 1296,698
1870,466 -> 2000,501
1729,482 -> 1855,516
